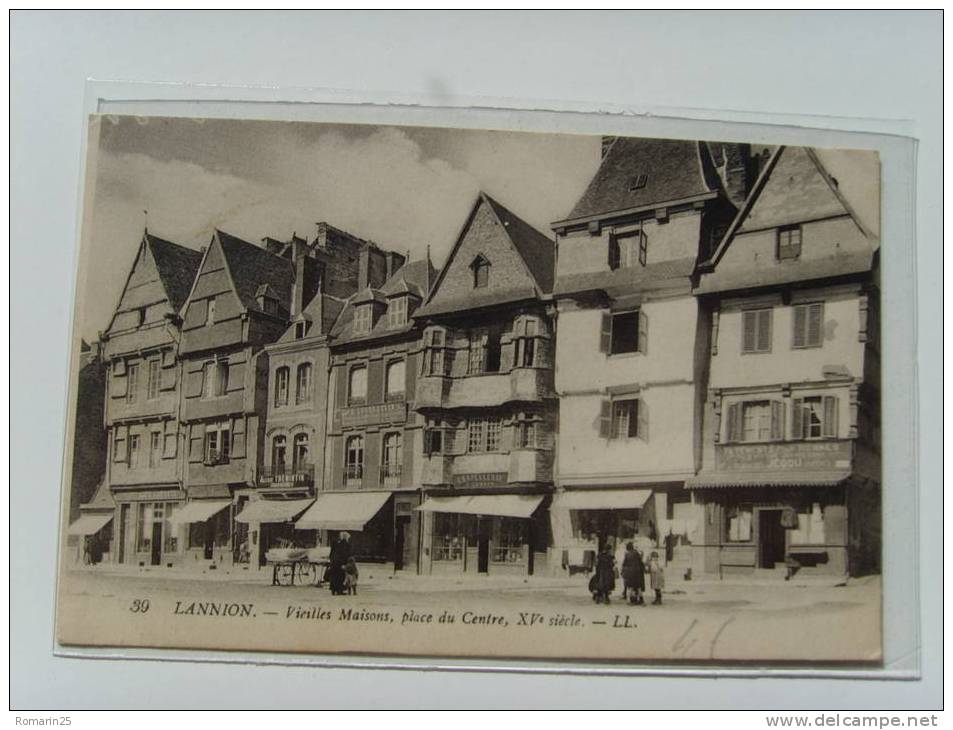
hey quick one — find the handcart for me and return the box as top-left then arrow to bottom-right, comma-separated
266,547 -> 331,587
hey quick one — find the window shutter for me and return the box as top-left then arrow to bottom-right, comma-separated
638,310 -> 648,355
188,423 -> 205,463
184,366 -> 203,398
423,429 -> 432,457
793,306 -> 806,348
823,396 -> 839,438
113,425 -> 128,462
742,312 -> 756,353
808,303 -> 823,346
598,400 -> 612,438
791,399 -> 804,440
231,417 -> 246,458
110,372 -> 128,399
159,365 -> 177,391
114,359 -> 126,376
726,403 -> 740,442
770,401 -> 784,441
637,398 -> 649,441
162,421 -> 177,459
608,234 -> 620,270
757,310 -> 771,351
599,313 -> 612,353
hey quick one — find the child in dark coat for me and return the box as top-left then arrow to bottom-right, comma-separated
344,557 -> 359,595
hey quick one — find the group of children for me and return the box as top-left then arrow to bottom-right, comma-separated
589,541 -> 665,606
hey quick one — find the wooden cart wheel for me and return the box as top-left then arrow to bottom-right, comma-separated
276,563 -> 295,586
297,562 -> 316,585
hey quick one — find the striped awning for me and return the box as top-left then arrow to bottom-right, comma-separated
685,470 -> 851,489
416,494 -> 544,519
296,491 -> 391,531
168,500 -> 231,527
235,498 -> 314,524
551,488 -> 652,511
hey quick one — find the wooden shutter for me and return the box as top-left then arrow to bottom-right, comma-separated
638,310 -> 648,355
742,311 -> 756,352
162,420 -> 178,459
791,399 -> 804,440
112,425 -> 128,462
637,398 -> 648,441
793,305 -> 807,348
757,310 -> 771,351
184,364 -> 204,398
770,401 -> 784,441
228,360 -> 246,393
159,365 -> 177,391
188,423 -> 205,463
113,359 -> 126,376
598,400 -> 612,438
807,303 -> 823,346
231,417 -> 246,458
161,349 -> 176,367
726,403 -> 741,442
599,313 -> 612,353
607,234 -> 620,270
822,396 -> 839,438
110,372 -> 128,398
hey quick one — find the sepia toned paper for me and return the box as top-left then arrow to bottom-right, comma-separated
56,114 -> 883,665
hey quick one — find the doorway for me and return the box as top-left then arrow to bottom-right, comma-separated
118,504 -> 129,564
759,509 -> 785,568
394,516 -> 411,571
477,518 -> 490,573
150,521 -> 162,566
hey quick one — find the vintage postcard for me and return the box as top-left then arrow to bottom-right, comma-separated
56,114 -> 882,665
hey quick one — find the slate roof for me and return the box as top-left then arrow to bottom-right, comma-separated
482,194 -> 555,294
146,233 -> 204,312
330,258 -> 435,345
561,138 -> 716,223
215,229 -> 295,314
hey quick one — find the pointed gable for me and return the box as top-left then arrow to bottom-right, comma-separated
215,230 -> 295,316
417,193 -> 554,317
562,137 -> 716,223
738,146 -> 855,233
147,234 -> 203,312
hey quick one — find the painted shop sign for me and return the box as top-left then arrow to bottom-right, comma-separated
451,472 -> 509,489
715,440 -> 852,471
336,401 -> 408,429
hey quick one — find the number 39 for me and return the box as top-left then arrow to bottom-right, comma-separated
129,599 -> 150,613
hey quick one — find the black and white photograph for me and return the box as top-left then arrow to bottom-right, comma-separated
55,115 -> 884,664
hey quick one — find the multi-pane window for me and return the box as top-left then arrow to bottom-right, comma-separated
204,422 -> 231,465
601,310 -> 648,355
514,418 -> 537,449
725,400 -> 784,442
147,358 -> 160,401
424,329 -> 449,376
204,360 -> 228,398
793,396 -> 839,440
353,304 -> 373,334
382,432 -> 402,479
345,435 -> 364,482
514,318 -> 540,368
388,296 -> 408,327
292,433 -> 309,470
491,518 -> 525,563
612,399 -> 639,439
274,366 -> 289,406
385,359 -> 405,401
608,228 -> 647,269
128,433 -> 141,468
792,302 -> 824,348
127,363 -> 140,404
468,328 -> 502,374
348,365 -> 368,405
777,225 -> 802,261
741,308 -> 772,353
149,430 -> 161,468
136,502 -> 178,554
467,417 -> 502,453
295,363 -> 312,404
272,435 -> 287,472
136,503 -> 153,553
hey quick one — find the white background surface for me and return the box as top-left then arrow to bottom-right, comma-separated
10,10 -> 942,709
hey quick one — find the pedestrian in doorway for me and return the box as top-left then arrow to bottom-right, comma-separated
588,545 -> 616,604
648,551 -> 665,605
621,542 -> 646,604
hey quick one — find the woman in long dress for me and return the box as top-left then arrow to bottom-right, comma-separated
588,546 -> 616,604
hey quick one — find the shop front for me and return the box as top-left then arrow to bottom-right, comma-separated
111,487 -> 186,567
417,493 -> 548,576
67,511 -> 114,565
169,498 -> 233,567
295,490 -> 405,566
686,473 -> 851,578
234,496 -> 315,568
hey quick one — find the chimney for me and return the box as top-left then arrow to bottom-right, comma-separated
709,142 -> 752,208
601,136 -> 617,159
385,251 -> 405,281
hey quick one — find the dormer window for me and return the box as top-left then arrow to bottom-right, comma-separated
294,321 -> 307,340
388,296 -> 408,328
608,226 -> 647,270
261,297 -> 279,316
353,304 -> 373,334
471,255 -> 490,289
628,174 -> 648,191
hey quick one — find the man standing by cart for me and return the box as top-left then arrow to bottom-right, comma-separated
327,531 -> 353,595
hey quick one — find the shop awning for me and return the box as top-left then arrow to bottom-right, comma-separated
295,492 -> 391,531
685,470 -> 851,489
67,512 -> 113,536
235,498 -> 314,524
168,499 -> 231,527
416,494 -> 544,519
550,488 -> 652,511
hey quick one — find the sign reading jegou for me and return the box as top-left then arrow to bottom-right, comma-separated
715,440 -> 853,471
